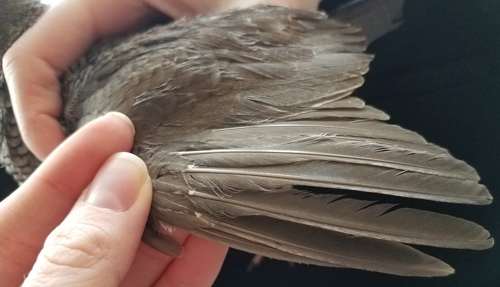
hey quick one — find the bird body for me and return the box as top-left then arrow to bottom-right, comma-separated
0,1 -> 493,277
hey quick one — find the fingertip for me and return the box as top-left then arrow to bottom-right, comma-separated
24,112 -> 136,161
107,112 -> 136,135
71,112 -> 136,153
84,152 -> 149,212
100,112 -> 136,137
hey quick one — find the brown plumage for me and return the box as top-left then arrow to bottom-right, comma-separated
0,1 -> 493,277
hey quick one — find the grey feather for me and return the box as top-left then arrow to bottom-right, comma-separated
194,215 -> 455,277
330,0 -> 405,43
186,190 -> 493,249
0,3 -> 493,277
182,161 -> 489,204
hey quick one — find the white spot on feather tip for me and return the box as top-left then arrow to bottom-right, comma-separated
159,222 -> 175,233
188,190 -> 196,195
195,212 -> 202,218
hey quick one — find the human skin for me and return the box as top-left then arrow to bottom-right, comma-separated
0,113 -> 229,287
0,1 -> 320,286
2,0 -> 320,161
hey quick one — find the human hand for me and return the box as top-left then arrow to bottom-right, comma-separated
2,0 -> 321,161
0,113 -> 228,287
2,2 -> 319,284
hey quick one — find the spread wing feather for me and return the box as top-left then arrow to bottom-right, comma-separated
184,189 -> 492,250
182,161 -> 488,204
50,6 -> 493,277
193,216 -> 455,277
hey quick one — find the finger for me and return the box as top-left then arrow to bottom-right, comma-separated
154,236 -> 228,287
229,0 -> 320,11
2,0 -> 230,160
2,0 -> 156,159
146,0 -> 320,17
22,152 -> 153,287
0,112 -> 135,287
118,231 -> 191,287
4,0 -> 320,159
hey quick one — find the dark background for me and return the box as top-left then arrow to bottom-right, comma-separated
1,0 -> 499,286
214,0 -> 500,286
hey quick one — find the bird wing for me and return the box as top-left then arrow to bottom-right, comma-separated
60,6 -> 493,276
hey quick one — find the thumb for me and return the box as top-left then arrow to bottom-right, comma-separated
22,152 -> 152,287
